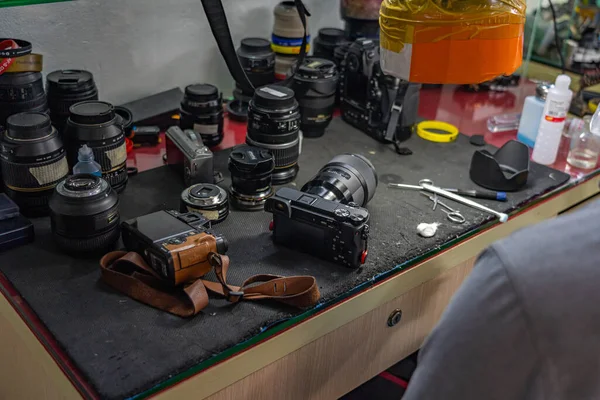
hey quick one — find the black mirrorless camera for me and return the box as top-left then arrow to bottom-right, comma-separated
121,210 -> 228,285
340,38 -> 421,143
265,154 -> 377,268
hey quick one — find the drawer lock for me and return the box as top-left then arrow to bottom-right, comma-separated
387,309 -> 403,327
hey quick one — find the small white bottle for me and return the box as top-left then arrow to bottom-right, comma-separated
73,145 -> 102,176
532,75 -> 573,165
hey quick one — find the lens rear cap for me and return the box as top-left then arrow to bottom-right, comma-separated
184,84 -> 219,102
6,112 -> 53,139
69,101 -> 115,125
240,38 -> 271,54
252,85 -> 295,109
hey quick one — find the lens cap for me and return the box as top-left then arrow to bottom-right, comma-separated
298,58 -> 337,79
252,85 -> 296,109
6,112 -> 53,139
318,28 -> 345,44
69,101 -> 115,125
229,145 -> 274,175
47,70 -> 96,93
184,84 -> 219,102
240,38 -> 271,54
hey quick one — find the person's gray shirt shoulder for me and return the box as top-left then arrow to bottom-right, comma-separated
403,200 -> 600,400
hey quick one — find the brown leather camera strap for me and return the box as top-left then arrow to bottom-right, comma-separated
99,251 -> 320,317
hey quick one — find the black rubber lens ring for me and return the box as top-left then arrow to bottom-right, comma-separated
0,39 -> 33,58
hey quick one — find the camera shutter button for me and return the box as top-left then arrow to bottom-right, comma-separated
334,208 -> 350,221
349,214 -> 365,226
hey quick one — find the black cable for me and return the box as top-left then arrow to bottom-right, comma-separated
548,0 -> 566,73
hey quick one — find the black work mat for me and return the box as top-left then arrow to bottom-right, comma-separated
0,118 -> 569,399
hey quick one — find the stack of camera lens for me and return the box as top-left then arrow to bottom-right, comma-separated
272,1 -> 310,81
0,112 -> 68,216
49,174 -> 120,253
0,39 -> 49,127
64,101 -> 128,192
228,144 -> 275,211
292,58 -> 338,138
312,28 -> 346,62
340,0 -> 382,40
179,84 -> 224,147
46,70 -> 99,133
246,85 -> 301,184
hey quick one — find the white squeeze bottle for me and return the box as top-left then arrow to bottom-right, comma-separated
532,75 -> 573,165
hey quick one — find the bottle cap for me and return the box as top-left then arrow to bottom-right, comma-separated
555,75 -> 571,91
535,82 -> 552,100
78,144 -> 94,161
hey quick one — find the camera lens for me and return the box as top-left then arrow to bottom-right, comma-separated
49,174 -> 120,253
302,153 -> 378,207
292,58 -> 338,138
313,28 -> 346,62
46,70 -> 99,133
180,83 -> 224,148
228,144 -> 275,211
180,183 -> 229,225
0,71 -> 49,127
246,84 -> 301,184
0,112 -> 68,216
237,38 -> 276,89
65,101 -> 128,192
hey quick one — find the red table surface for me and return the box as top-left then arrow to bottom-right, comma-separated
127,83 -> 595,180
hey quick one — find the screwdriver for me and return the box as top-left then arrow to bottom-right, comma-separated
443,188 -> 507,202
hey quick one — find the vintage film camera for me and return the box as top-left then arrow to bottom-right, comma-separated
165,126 -> 214,187
265,154 -> 377,268
339,38 -> 421,143
121,210 -> 228,285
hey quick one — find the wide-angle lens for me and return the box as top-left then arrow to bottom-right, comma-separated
46,70 -> 99,133
292,58 -> 338,137
179,83 -> 224,147
49,174 -> 120,253
0,112 -> 68,216
228,144 -> 274,211
246,84 -> 301,184
180,183 -> 229,224
64,101 -> 128,192
301,153 -> 378,207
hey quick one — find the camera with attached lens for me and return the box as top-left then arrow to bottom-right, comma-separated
265,154 -> 377,268
340,38 -> 420,143
165,126 -> 214,187
121,210 -> 228,286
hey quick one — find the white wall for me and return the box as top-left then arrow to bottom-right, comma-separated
0,0 -> 342,105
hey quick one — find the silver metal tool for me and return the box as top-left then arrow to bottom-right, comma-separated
421,192 -> 466,224
388,179 -> 509,223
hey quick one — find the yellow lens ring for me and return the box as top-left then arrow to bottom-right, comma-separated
416,120 -> 459,143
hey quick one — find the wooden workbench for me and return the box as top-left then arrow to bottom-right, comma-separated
2,171 -> 598,400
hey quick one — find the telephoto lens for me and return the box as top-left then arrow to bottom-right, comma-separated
64,101 -> 128,192
292,58 -> 339,138
46,70 -> 99,133
180,183 -> 229,225
246,85 -> 301,184
228,145 -> 275,211
179,84 -> 224,147
49,174 -> 120,253
302,153 -> 378,207
0,71 -> 48,127
0,112 -> 68,216
313,28 -> 346,62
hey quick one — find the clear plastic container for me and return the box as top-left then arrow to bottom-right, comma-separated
516,82 -> 551,147
73,144 -> 102,176
567,114 -> 600,170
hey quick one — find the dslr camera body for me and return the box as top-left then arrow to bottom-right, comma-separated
265,187 -> 370,268
165,126 -> 214,187
340,38 -> 421,143
121,210 -> 228,285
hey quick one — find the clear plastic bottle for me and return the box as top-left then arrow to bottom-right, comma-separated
73,144 -> 102,176
516,82 -> 550,147
532,75 -> 573,165
567,114 -> 600,170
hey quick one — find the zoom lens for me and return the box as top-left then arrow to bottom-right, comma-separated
65,101 -> 128,192
0,112 -> 68,216
180,183 -> 229,224
46,70 -> 99,133
237,38 -> 276,89
49,174 -> 120,253
228,145 -> 274,211
302,153 -> 378,207
180,84 -> 224,147
313,28 -> 346,62
292,58 -> 338,138
246,85 -> 300,184
0,71 -> 49,127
